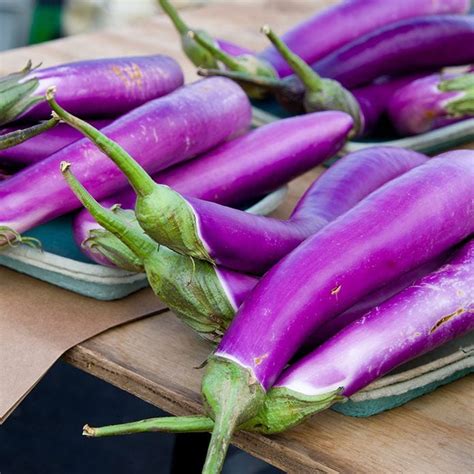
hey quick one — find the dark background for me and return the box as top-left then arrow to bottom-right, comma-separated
0,361 -> 282,473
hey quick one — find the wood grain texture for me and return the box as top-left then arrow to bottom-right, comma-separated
1,1 -> 473,472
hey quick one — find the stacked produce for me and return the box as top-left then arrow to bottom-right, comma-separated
0,0 -> 473,473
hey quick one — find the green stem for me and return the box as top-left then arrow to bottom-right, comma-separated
0,117 -> 59,150
201,357 -> 265,474
83,415 -> 214,437
158,0 -> 188,35
189,30 -> 243,71
60,162 -> 157,262
46,87 -> 156,197
197,67 -> 285,90
261,25 -> 323,93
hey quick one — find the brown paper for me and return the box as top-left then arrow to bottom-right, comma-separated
0,266 -> 165,423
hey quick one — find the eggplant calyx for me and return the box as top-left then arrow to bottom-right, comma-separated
202,356 -> 265,474
0,226 -> 41,249
244,386 -> 345,434
136,184 -> 213,264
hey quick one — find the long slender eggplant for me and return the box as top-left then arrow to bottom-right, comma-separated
0,78 -> 251,248
206,16 -> 474,113
0,119 -> 112,167
83,240 -> 474,467
197,151 -> 473,472
388,72 -> 474,135
123,147 -> 427,275
73,112 -> 355,266
0,55 -> 184,126
258,0 -> 470,78
75,147 -> 427,340
50,99 -> 430,275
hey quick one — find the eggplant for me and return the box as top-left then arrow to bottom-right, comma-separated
0,78 -> 251,248
388,72 -> 474,135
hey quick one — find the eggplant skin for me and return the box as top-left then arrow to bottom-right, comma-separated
13,55 -> 185,123
277,239 -> 474,398
314,16 -> 474,88
259,0 -> 470,78
216,151 -> 474,391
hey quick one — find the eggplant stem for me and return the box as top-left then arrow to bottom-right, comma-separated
158,0 -> 189,35
197,67 -> 285,90
60,162 -> 158,262
83,415 -> 214,437
46,87 -> 156,198
0,117 -> 59,151
189,30 -> 242,71
261,25 -> 323,93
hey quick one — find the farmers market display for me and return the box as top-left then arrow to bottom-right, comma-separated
1,0 -> 473,473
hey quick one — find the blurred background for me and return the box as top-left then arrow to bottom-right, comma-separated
0,0 -> 279,51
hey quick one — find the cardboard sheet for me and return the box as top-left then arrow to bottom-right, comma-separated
0,266 -> 165,423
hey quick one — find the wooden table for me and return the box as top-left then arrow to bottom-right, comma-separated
1,2 -> 473,473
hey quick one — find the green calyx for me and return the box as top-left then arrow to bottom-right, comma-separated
243,386 -> 345,434
135,184 -> 213,264
83,207 -> 234,341
201,356 -> 265,473
146,246 -> 236,342
189,30 -> 277,99
439,74 -> 474,117
83,207 -> 146,273
0,117 -> 59,151
0,226 -> 41,250
261,25 -> 362,134
158,0 -> 219,69
0,61 -> 43,126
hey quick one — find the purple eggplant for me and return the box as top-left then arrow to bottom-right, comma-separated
388,72 -> 474,135
74,146 -> 427,341
207,16 -> 474,116
259,0 -> 470,78
0,55 -> 184,126
198,151 -> 473,472
0,78 -> 251,248
130,147 -> 427,275
82,238 -> 474,458
315,15 -> 474,89
0,119 -> 112,167
74,112 -> 355,266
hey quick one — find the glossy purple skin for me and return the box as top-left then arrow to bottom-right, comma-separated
387,73 -> 471,135
277,239 -> 474,397
73,112 -> 353,263
216,151 -> 474,390
313,16 -> 474,89
19,55 -> 184,121
0,77 -> 251,235
259,0 -> 469,78
352,74 -> 425,135
216,267 -> 258,309
311,254 -> 450,346
193,146 -> 427,274
0,120 -> 112,167
215,39 -> 254,58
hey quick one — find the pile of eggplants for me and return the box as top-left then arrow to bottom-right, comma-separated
0,2 -> 473,473
167,0 -> 474,137
46,88 -> 473,474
